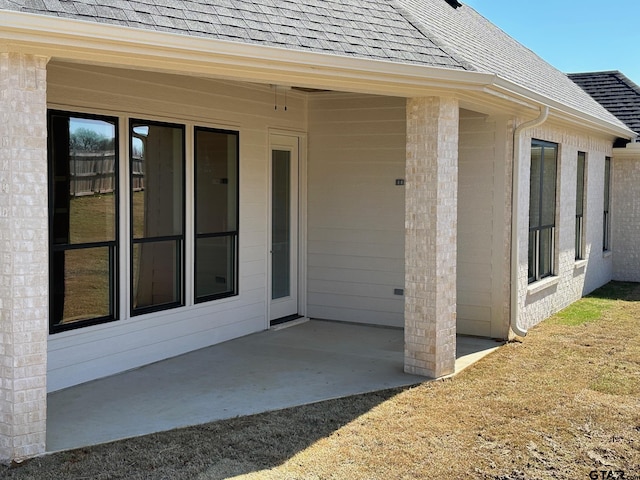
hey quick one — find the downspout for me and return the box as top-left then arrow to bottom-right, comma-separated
510,105 -> 549,337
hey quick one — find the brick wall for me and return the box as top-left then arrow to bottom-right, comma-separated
404,96 -> 458,378
515,123 -> 613,330
0,52 -> 49,463
612,144 -> 640,281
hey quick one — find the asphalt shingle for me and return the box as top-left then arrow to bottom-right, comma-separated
0,0 -> 632,131
0,0 -> 467,70
569,71 -> 640,137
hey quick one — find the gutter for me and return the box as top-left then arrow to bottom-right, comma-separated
510,105 -> 549,338
491,78 -> 634,142
0,10 -> 496,96
0,10 -> 637,141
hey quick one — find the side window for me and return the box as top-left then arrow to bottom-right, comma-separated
528,139 -> 558,283
194,127 -> 239,302
603,157 -> 611,251
130,120 -> 185,315
575,152 -> 586,260
48,111 -> 119,332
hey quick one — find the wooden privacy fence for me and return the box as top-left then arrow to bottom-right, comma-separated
70,152 -> 145,196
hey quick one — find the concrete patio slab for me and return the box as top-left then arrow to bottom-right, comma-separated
46,320 -> 501,453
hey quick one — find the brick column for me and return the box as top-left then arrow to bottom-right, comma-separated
405,97 -> 458,378
0,52 -> 49,463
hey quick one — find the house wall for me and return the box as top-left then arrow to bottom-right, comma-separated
612,144 -> 640,281
46,62 -> 307,391
457,111 -> 509,338
306,94 -> 406,326
516,122 -> 613,330
306,100 -> 511,337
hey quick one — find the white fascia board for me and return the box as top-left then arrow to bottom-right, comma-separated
0,10 -> 495,97
0,9 -> 635,139
490,77 -> 636,140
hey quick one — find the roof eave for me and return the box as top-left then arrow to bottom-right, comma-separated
0,10 -> 634,140
490,77 -> 636,140
0,10 -> 495,96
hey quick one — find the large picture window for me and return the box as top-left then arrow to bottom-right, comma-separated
528,140 -> 558,283
49,110 -> 239,332
575,152 -> 586,260
194,127 -> 239,302
48,111 -> 119,333
130,120 -> 185,315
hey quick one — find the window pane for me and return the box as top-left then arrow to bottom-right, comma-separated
541,145 -> 557,226
539,226 -> 553,278
195,129 -> 238,234
529,145 -> 542,229
195,236 -> 235,300
604,157 -> 611,209
132,240 -> 180,310
51,115 -> 117,245
272,150 -> 291,300
131,122 -> 184,239
528,230 -> 536,281
576,153 -> 585,216
52,247 -> 112,326
194,127 -> 239,303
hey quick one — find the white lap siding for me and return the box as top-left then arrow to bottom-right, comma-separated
46,62 -> 306,391
457,111 -> 510,338
307,94 -> 406,327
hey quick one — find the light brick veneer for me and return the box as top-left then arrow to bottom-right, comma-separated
404,97 -> 458,378
612,144 -> 640,282
0,52 -> 49,463
515,124 -> 613,330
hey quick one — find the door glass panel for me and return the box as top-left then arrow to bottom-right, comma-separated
272,150 -> 291,300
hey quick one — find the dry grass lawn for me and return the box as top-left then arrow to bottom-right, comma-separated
4,282 -> 640,479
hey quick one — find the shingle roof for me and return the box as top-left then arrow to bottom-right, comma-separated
569,71 -> 640,137
0,0 -> 631,133
0,0 -> 465,69
394,0 -> 628,131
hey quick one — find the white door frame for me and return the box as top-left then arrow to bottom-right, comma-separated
267,131 -> 307,324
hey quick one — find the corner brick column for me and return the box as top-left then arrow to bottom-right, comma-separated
404,97 -> 458,378
0,52 -> 49,463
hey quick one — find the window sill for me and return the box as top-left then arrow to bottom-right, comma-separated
574,259 -> 587,270
603,250 -> 612,259
527,275 -> 560,295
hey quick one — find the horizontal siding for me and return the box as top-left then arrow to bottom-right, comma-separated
46,62 -> 306,391
457,113 -> 498,337
307,93 -> 405,327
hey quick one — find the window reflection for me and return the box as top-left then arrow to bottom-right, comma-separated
49,112 -> 118,332
194,128 -> 239,303
130,120 -> 185,314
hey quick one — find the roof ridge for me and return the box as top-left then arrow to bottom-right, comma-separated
389,0 -> 475,72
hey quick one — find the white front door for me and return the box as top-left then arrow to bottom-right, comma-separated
269,135 -> 299,321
